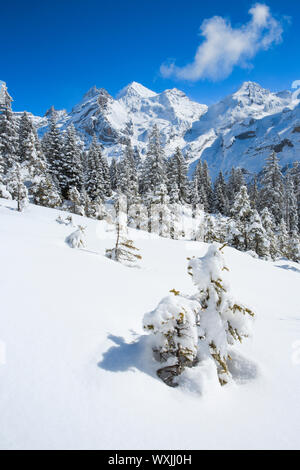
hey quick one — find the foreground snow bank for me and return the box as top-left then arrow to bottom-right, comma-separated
0,199 -> 299,449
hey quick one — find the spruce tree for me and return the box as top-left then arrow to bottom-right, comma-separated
6,163 -> 28,211
42,116 -> 63,190
85,136 -> 106,200
0,85 -> 19,172
284,172 -> 298,234
229,185 -> 253,251
213,171 -> 229,215
259,152 -> 284,225
31,174 -> 62,208
61,124 -> 83,197
261,207 -> 278,259
142,125 -> 166,196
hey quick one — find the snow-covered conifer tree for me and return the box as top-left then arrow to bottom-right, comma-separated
31,173 -> 62,208
259,152 -> 284,225
213,171 -> 229,215
229,185 -> 253,251
85,136 -> 106,200
6,163 -> 28,211
188,244 -> 255,385
66,226 -> 85,249
261,207 -> 278,259
284,172 -> 298,234
287,231 -> 300,263
144,244 -> 255,388
277,219 -> 289,258
0,84 -> 19,172
68,186 -> 84,216
60,124 -> 83,197
42,116 -> 63,188
141,125 -> 166,197
247,209 -> 270,259
143,292 -> 200,387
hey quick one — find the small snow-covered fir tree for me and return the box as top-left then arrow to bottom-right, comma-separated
66,225 -> 85,249
188,244 -> 255,385
143,292 -> 200,387
105,220 -> 142,265
144,243 -> 255,388
68,186 -> 84,216
6,163 -> 28,211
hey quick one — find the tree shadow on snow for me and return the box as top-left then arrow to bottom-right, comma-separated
98,334 -> 156,379
275,264 -> 300,274
98,335 -> 259,387
227,350 -> 259,384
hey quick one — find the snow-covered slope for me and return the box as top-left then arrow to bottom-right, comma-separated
0,199 -> 299,449
32,80 -> 300,179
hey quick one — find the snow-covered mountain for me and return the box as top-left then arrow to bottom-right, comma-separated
32,80 -> 300,179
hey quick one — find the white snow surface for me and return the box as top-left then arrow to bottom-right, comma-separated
0,199 -> 300,450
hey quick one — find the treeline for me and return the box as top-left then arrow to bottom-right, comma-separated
0,84 -> 299,262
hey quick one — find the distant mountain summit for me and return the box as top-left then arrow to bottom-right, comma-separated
32,80 -> 299,179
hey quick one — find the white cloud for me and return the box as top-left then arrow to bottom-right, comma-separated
160,3 -> 283,82
292,80 -> 300,89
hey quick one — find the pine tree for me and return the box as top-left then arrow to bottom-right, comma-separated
229,185 -> 253,251
227,167 -> 245,207
61,124 -> 83,197
290,162 -> 300,232
261,207 -> 278,259
168,147 -> 188,203
259,152 -> 284,225
277,219 -> 289,258
141,125 -> 166,196
287,231 -> 300,263
0,84 -> 19,172
106,216 -> 141,265
18,112 -> 47,177
68,186 -> 84,215
248,175 -> 259,209
188,244 -> 255,385
201,160 -> 213,212
85,136 -> 106,200
110,158 -> 119,192
247,209 -> 270,258
6,163 -> 28,211
118,141 -> 138,201
213,171 -> 229,215
143,243 -> 255,388
31,174 -> 62,208
66,226 -> 85,249
143,292 -> 200,387
284,172 -> 298,234
42,116 -> 63,190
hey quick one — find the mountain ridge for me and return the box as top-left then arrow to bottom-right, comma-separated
19,80 -> 300,179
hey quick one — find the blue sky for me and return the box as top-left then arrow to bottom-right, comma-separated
1,0 -> 299,115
